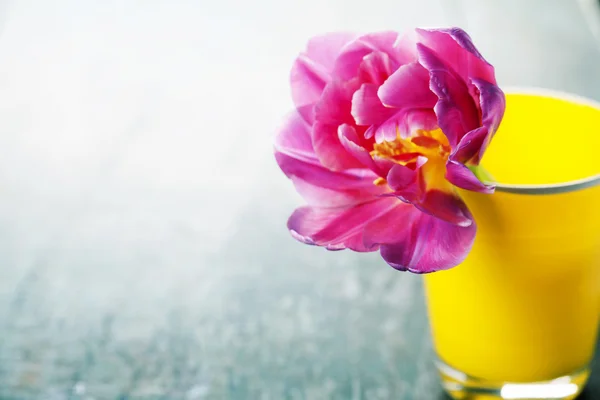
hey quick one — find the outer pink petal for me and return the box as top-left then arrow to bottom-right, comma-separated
275,151 -> 384,207
393,29 -> 419,64
445,160 -> 495,194
290,57 -> 329,124
378,62 -> 437,109
472,78 -> 504,135
468,78 -> 506,164
417,43 -> 480,147
333,31 -> 401,80
288,177 -> 384,208
415,28 -> 496,85
304,33 -> 358,73
412,190 -> 473,227
363,202 -> 476,273
275,124 -> 382,195
351,83 -> 395,126
275,113 -> 383,207
386,159 -> 473,227
449,126 -> 488,165
288,197 -> 399,251
274,112 -> 318,163
313,122 -> 365,171
291,33 -> 357,124
449,79 -> 505,165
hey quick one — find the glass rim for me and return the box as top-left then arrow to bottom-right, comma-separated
491,87 -> 600,195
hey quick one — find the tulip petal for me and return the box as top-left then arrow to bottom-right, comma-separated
275,145 -> 381,191
313,122 -> 365,171
393,29 -> 419,64
274,111 -> 318,164
304,32 -> 357,73
365,118 -> 398,143
449,126 -> 488,165
372,155 -> 396,177
450,79 -> 505,165
290,177 -> 385,208
365,109 -> 438,143
418,43 -> 480,147
288,197 -> 399,252
473,78 -> 505,134
352,83 -> 395,126
276,151 -> 384,206
378,62 -> 437,109
362,200 -> 416,250
390,158 -> 473,227
416,28 -> 496,85
339,124 -> 390,177
312,80 -> 365,170
385,163 -> 422,203
314,80 -> 357,125
381,212 -> 476,273
333,31 -> 401,80
357,51 -> 394,86
413,189 -> 473,227
290,57 -> 329,125
387,164 -> 418,191
399,109 -> 439,138
468,78 -> 506,164
275,113 -> 384,207
291,33 -> 356,123
445,160 -> 495,193
363,202 -> 476,273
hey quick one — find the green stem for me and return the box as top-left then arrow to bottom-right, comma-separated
468,165 -> 496,185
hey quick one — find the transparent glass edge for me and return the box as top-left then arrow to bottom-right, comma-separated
483,86 -> 600,195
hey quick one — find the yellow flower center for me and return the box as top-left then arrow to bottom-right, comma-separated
370,129 -> 451,186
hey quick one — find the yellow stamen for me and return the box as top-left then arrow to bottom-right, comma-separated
373,177 -> 387,186
369,128 -> 451,187
370,129 -> 450,164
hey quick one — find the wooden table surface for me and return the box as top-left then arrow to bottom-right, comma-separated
0,0 -> 598,398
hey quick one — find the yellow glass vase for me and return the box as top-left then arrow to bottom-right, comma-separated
425,90 -> 600,400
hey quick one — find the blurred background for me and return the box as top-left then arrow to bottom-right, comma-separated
0,0 -> 598,398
